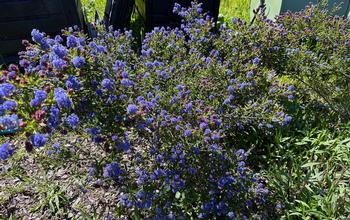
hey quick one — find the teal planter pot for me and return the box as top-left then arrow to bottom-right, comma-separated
250,0 -> 350,21
0,128 -> 21,136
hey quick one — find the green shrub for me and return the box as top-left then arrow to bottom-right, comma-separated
254,4 -> 350,122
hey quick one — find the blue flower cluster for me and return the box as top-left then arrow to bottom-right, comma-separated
54,88 -> 72,109
0,142 -> 15,160
104,162 -> 123,180
30,90 -> 48,107
66,113 -> 79,129
0,100 -> 17,113
66,75 -> 81,90
30,133 -> 48,147
67,35 -> 78,48
72,56 -> 86,68
48,106 -> 60,130
47,143 -> 61,155
0,114 -> 20,130
0,83 -> 15,97
127,104 -> 138,115
31,29 -> 49,50
0,81 -> 20,134
101,78 -> 114,91
31,29 -> 44,43
52,44 -> 68,58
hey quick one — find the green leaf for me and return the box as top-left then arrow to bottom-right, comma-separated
301,162 -> 321,168
295,200 -> 311,208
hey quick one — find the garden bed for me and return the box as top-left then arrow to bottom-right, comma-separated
0,1 -> 350,219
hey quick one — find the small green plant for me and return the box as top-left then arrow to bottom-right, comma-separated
268,126 -> 350,219
30,181 -> 72,218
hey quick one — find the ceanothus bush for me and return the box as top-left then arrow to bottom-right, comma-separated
0,2 -> 303,218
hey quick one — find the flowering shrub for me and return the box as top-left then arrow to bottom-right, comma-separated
0,2 -> 307,219
251,4 -> 350,122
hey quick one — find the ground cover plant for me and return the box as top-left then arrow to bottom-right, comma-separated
0,1 -> 349,219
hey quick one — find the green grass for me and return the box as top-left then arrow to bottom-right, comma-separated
220,0 -> 250,21
81,0 -> 106,13
81,0 -> 106,21
81,0 -> 250,22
